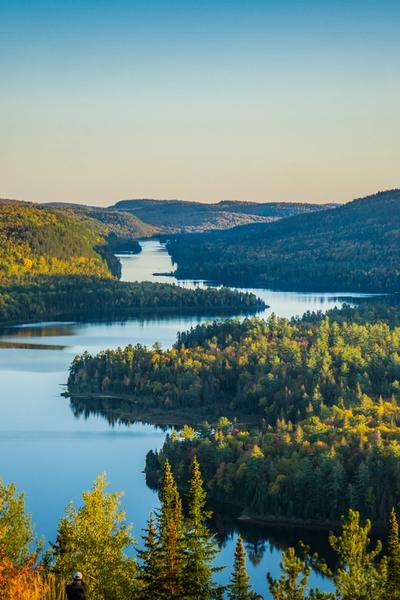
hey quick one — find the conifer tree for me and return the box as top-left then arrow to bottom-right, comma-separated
267,547 -> 334,600
184,455 -> 222,599
228,535 -> 253,600
137,513 -> 162,599
156,461 -> 185,599
385,508 -> 400,600
329,509 -> 387,600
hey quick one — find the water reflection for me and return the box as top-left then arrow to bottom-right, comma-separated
0,341 -> 67,350
69,396 -> 173,431
211,510 -> 335,568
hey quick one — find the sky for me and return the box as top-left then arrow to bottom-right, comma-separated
1,0 -> 399,206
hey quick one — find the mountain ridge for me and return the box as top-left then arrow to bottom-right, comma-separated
167,189 -> 400,292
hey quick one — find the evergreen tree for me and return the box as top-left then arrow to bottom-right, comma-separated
385,508 -> 400,600
329,509 -> 387,600
137,513 -> 162,599
184,456 -> 222,599
267,547 -> 334,600
156,461 -> 185,599
228,535 -> 253,600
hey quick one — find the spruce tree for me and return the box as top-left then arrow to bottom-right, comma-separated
184,455 -> 222,599
137,513 -> 163,599
228,535 -> 253,600
385,508 -> 400,600
156,460 -> 185,599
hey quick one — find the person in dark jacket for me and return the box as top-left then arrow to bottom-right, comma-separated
66,572 -> 88,599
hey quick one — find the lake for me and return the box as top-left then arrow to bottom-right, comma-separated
0,240 -> 374,596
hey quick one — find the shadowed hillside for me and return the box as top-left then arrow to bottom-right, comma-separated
167,189 -> 400,292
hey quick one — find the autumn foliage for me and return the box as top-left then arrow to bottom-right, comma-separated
0,551 -> 47,600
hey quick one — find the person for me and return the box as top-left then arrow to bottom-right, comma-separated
254,596 -> 264,600
66,572 -> 88,600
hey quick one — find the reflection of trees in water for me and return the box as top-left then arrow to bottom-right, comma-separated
209,509 -> 335,570
68,395 -> 360,579
69,395 -> 171,431
0,324 -> 77,338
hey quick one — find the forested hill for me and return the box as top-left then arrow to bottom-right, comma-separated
0,201 -> 120,281
0,200 -> 266,324
45,202 -> 157,250
111,198 -> 335,233
167,189 -> 400,292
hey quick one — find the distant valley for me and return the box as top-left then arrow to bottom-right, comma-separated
110,197 -> 337,233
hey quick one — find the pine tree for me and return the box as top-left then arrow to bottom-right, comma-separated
329,509 -> 387,600
267,547 -> 334,600
156,461 -> 185,599
228,535 -> 253,600
137,513 -> 162,599
184,455 -> 222,599
385,508 -> 400,600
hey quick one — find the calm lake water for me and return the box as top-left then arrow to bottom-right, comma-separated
0,240 -> 374,596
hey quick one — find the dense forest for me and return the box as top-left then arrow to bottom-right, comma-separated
45,202 -> 158,251
111,198 -> 334,233
0,278 -> 265,324
68,299 -> 400,525
2,462 -> 400,599
167,190 -> 400,292
0,201 -> 119,281
0,200 -> 267,324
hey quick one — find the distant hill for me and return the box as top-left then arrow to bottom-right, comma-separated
0,200 -> 122,281
167,189 -> 400,292
45,202 -> 157,250
111,198 -> 335,233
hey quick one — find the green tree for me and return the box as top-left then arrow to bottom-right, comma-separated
329,509 -> 386,600
53,474 -> 137,600
184,456 -> 222,599
385,508 -> 400,599
228,535 -> 253,600
156,461 -> 185,598
267,547 -> 334,600
0,479 -> 35,565
137,513 -> 162,599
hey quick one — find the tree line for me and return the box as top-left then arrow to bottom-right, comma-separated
0,277 -> 265,325
2,461 -> 400,599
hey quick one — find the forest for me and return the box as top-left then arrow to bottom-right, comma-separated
0,278 -> 265,324
0,201 -> 119,281
167,190 -> 400,292
2,460 -> 400,600
0,200 -> 267,324
68,299 -> 400,525
45,202 -> 158,251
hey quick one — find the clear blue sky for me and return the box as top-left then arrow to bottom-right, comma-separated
1,0 -> 399,205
